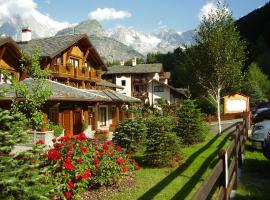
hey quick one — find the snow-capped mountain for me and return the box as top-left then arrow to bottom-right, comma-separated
107,25 -> 161,55
0,10 -> 71,40
107,26 -> 195,54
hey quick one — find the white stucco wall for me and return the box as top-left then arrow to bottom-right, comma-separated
148,81 -> 171,106
115,74 -> 132,96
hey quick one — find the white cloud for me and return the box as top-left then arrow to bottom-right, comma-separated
198,2 -> 217,21
0,0 -> 36,23
88,8 -> 131,21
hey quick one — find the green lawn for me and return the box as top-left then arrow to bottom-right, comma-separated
236,142 -> 270,200
106,132 -> 232,200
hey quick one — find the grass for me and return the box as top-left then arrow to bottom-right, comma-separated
236,142 -> 270,200
106,132 -> 232,200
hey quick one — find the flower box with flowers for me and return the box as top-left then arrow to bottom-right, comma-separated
94,129 -> 109,140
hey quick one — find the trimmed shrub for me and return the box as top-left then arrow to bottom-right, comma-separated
113,119 -> 147,153
144,116 -> 181,167
177,98 -> 208,145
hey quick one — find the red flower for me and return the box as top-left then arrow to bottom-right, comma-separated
93,158 -> 99,165
66,145 -> 72,151
132,160 -> 140,170
55,143 -> 63,148
47,148 -> 62,161
106,151 -> 112,155
81,169 -> 91,179
63,162 -> 74,171
52,138 -> 56,143
36,140 -> 44,145
80,146 -> 87,153
116,158 -> 125,165
122,165 -> 127,173
116,146 -> 121,151
67,151 -> 72,157
76,158 -> 83,163
65,157 -> 72,163
96,151 -> 103,157
64,191 -> 72,199
103,143 -> 109,151
77,132 -> 87,141
67,180 -> 75,189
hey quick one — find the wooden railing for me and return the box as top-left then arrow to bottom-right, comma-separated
192,115 -> 250,200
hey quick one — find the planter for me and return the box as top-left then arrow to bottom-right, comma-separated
94,132 -> 109,140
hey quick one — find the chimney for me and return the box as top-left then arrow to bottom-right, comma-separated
132,57 -> 137,66
21,27 -> 32,42
120,60 -> 125,66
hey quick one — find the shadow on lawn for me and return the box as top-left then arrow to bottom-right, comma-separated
138,132 -> 232,200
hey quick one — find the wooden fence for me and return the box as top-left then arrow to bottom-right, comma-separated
192,115 -> 250,200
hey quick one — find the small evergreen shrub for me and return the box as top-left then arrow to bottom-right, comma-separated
144,116 -> 181,167
49,122 -> 64,137
113,119 -> 147,153
177,98 -> 208,145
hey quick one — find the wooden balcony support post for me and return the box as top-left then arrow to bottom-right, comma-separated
94,103 -> 99,131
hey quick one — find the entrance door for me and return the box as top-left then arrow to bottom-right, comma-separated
73,111 -> 82,135
62,110 -> 72,136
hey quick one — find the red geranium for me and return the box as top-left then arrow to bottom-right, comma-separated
64,191 -> 72,199
116,146 -> 121,151
63,162 -> 74,171
66,145 -> 73,151
80,146 -> 87,153
52,138 -> 56,143
77,132 -> 87,141
67,151 -> 72,157
116,158 -> 125,165
122,165 -> 127,173
67,180 -> 75,189
81,169 -> 91,179
96,151 -> 103,157
93,158 -> 99,165
103,143 -> 109,151
55,143 -> 63,148
65,157 -> 72,163
76,158 -> 83,163
36,140 -> 44,145
47,148 -> 62,161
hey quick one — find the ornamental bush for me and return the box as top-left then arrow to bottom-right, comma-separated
177,98 -> 208,145
144,116 -> 181,167
113,119 -> 147,153
27,133 -> 139,199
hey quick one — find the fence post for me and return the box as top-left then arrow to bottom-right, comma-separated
219,149 -> 228,200
233,125 -> 240,189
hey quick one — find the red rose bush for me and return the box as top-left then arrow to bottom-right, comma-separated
31,133 -> 139,199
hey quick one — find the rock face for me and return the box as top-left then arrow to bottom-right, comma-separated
56,20 -> 143,62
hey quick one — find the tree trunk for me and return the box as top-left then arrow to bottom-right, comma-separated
217,88 -> 222,134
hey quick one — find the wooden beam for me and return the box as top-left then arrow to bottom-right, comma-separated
0,46 -> 6,60
82,49 -> 90,65
66,47 -> 74,62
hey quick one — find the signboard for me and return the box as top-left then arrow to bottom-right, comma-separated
224,94 -> 250,114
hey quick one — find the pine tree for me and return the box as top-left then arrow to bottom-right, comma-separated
177,98 -> 208,145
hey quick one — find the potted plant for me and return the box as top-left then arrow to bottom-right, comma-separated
66,62 -> 73,71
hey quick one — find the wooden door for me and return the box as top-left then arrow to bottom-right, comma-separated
73,111 -> 82,135
62,110 -> 72,136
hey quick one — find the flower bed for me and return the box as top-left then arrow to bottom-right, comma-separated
25,133 -> 139,199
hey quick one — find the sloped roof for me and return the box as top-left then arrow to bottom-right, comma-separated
105,63 -> 163,75
0,36 -> 21,57
0,78 -> 109,102
88,89 -> 141,103
17,34 -> 107,70
152,79 -> 187,96
96,80 -> 124,89
0,78 -> 140,103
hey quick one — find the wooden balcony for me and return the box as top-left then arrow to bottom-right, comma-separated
133,78 -> 148,84
49,64 -> 101,82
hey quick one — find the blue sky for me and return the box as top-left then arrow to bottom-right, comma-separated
35,0 -> 269,32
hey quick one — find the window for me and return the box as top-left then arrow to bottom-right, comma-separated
49,108 -> 58,125
85,61 -> 91,70
70,58 -> 79,68
99,107 -> 107,127
135,85 -> 147,92
154,86 -> 164,92
55,56 -> 62,65
121,80 -> 126,86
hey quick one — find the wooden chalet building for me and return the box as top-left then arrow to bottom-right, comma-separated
0,32 -> 140,138
103,59 -> 185,106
